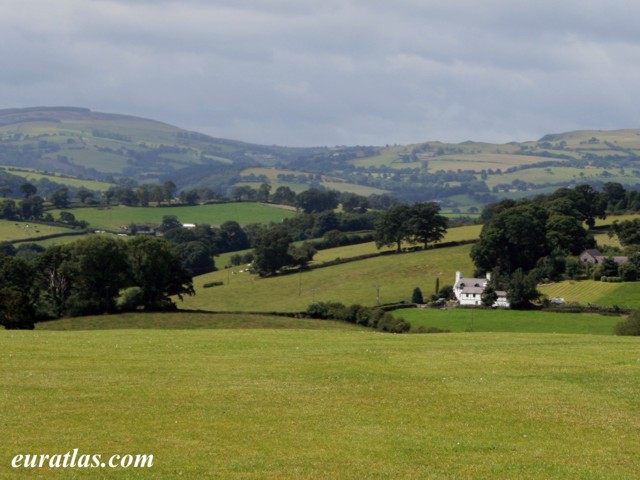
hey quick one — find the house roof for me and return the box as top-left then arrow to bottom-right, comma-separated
455,278 -> 487,289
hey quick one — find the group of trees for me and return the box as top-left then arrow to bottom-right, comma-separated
374,202 -> 448,252
0,235 -> 194,329
471,183 -> 640,308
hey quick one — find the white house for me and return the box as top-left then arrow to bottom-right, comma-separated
453,271 -> 510,308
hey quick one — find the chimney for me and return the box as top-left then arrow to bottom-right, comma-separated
455,271 -> 461,284
486,272 -> 492,282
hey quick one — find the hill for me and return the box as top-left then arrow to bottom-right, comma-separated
2,107 -> 640,210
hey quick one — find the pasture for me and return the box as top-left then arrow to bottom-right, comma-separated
49,203 -> 297,231
183,244 -> 475,312
0,166 -> 114,192
539,281 -> 640,310
0,219 -> 75,243
1,328 -> 639,479
394,308 -> 622,335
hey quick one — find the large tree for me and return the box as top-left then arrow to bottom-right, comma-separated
407,202 -> 448,249
251,226 -> 294,277
374,204 -> 412,253
126,236 -> 194,310
471,203 -> 549,274
0,255 -> 38,329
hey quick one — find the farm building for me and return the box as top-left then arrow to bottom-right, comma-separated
579,249 -> 628,266
453,271 -> 510,308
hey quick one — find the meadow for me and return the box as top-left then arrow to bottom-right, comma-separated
1,327 -> 639,479
49,203 -> 297,231
183,243 -> 475,312
394,308 -> 623,335
0,219 -> 76,243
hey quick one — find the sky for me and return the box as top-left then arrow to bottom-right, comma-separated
2,0 -> 640,147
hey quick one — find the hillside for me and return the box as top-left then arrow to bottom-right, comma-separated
1,107 -> 640,209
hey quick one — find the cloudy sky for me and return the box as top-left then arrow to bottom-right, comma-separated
2,0 -> 640,147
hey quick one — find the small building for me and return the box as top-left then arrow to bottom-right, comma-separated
579,249 -> 628,266
453,271 -> 509,308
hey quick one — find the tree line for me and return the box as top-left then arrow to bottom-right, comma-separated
0,235 -> 194,329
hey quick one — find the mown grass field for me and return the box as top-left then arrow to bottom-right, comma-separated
183,244 -> 475,312
50,203 -> 297,231
539,281 -> 640,310
394,308 -> 623,335
1,328 -> 639,479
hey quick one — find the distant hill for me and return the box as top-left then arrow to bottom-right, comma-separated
1,106 -> 639,208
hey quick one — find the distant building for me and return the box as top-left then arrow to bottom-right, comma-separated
453,271 -> 510,308
579,249 -> 628,266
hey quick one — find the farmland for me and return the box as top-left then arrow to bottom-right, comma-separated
49,202 -> 297,231
394,308 -> 622,335
0,219 -> 77,242
1,328 -> 639,479
539,281 -> 640,310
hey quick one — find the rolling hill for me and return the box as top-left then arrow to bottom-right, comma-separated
1,106 -> 640,209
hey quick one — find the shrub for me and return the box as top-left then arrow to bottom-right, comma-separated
411,326 -> 451,334
614,311 -> 640,336
203,281 -> 224,289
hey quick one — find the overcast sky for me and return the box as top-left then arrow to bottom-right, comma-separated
2,0 -> 640,147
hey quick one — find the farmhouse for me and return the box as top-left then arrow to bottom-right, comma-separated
453,271 -> 510,308
579,249 -> 628,266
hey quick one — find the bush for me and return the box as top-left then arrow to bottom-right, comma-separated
411,326 -> 451,334
203,281 -> 224,288
614,311 -> 640,336
305,302 -> 410,332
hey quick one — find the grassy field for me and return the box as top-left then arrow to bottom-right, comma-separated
0,219 -> 76,242
394,308 -> 623,335
2,328 -> 640,479
49,203 -> 297,231
36,311 -> 363,331
183,244 -> 475,312
540,281 -> 640,310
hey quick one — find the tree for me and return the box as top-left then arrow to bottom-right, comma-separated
36,245 -> 75,318
251,226 -> 293,277
411,287 -> 424,304
58,211 -> 76,225
174,241 -> 215,275
507,269 -> 540,310
20,195 -> 44,220
215,221 -> 250,253
126,236 -> 194,310
271,186 -> 297,205
545,214 -> 590,255
65,236 -> 130,315
481,285 -> 498,307
163,181 -> 177,202
471,204 -> 549,274
0,255 -> 37,329
0,199 -> 18,220
611,219 -> 640,246
407,202 -> 448,249
161,215 -> 182,232
0,186 -> 11,198
50,188 -> 70,208
76,189 -> 94,204
374,204 -> 412,253
19,183 -> 37,198
295,189 -> 339,214
257,183 -> 272,203
600,257 -> 619,278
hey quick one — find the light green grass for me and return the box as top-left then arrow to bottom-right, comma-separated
1,329 -> 640,479
182,244 -> 475,312
0,219 -> 74,242
539,280 -> 640,309
50,203 -> 297,231
394,308 -> 622,335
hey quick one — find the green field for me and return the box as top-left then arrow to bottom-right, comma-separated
182,244 -> 475,312
50,203 -> 297,231
0,219 -> 76,242
2,327 -> 640,479
394,308 -> 623,335
36,311 -> 362,331
540,281 -> 640,309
